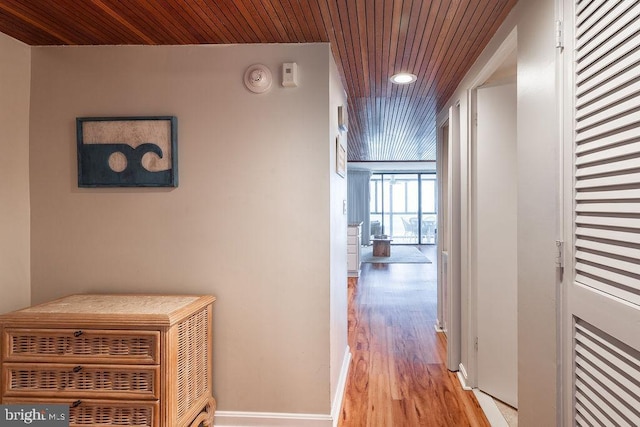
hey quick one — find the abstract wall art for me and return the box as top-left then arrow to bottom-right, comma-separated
77,116 -> 178,187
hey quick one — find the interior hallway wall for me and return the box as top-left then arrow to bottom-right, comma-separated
328,53 -> 349,410
28,43 -> 342,416
0,32 -> 31,314
516,0 -> 560,423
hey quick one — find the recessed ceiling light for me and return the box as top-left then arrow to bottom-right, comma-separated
390,73 -> 417,84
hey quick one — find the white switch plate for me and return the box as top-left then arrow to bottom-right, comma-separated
282,62 -> 298,87
343,200 -> 347,215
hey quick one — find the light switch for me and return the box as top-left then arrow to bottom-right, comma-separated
343,200 -> 347,215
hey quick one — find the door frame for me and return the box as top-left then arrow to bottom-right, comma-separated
458,27 -> 518,389
437,105 -> 462,372
436,122 -> 448,334
560,0 -> 571,424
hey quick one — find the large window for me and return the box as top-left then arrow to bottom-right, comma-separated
370,173 -> 437,244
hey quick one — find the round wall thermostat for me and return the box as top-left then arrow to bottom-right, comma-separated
244,64 -> 273,94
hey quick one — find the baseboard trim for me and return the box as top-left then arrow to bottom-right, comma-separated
214,347 -> 352,427
457,363 -> 472,390
331,345 -> 352,427
214,411 -> 332,427
473,389 -> 509,427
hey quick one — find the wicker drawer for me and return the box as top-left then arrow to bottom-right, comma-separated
0,294 -> 216,426
2,397 -> 159,427
3,329 -> 159,364
3,363 -> 159,400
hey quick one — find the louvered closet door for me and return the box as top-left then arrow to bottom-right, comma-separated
566,0 -> 640,425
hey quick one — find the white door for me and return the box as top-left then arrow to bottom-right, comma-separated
563,1 -> 640,425
476,82 -> 518,407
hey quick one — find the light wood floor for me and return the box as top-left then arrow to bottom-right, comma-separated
339,245 -> 490,427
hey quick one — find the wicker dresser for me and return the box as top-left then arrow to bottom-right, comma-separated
0,294 -> 216,427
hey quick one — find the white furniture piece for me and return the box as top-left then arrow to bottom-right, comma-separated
0,294 -> 216,427
348,223 -> 362,277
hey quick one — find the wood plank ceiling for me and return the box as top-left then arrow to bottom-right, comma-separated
0,0 -> 516,161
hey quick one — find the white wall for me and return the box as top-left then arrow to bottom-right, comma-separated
437,0 -> 559,424
28,43 -> 344,417
0,32 -> 31,314
516,0 -> 559,423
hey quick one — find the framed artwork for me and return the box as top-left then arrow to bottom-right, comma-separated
336,136 -> 346,178
77,116 -> 178,187
338,105 -> 348,132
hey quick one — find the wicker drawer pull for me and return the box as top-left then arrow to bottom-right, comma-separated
71,400 -> 82,408
74,330 -> 83,337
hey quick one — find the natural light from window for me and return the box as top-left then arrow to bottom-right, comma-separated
370,173 -> 437,245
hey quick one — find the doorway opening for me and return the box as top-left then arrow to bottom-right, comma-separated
469,31 -> 518,423
369,173 -> 437,245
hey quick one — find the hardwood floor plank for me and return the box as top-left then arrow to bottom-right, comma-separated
340,245 -> 489,426
386,326 -> 403,401
368,346 -> 393,426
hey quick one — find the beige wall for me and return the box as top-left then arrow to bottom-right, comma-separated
437,0 -> 559,424
0,33 -> 31,314
328,53 -> 348,406
29,43 -> 343,415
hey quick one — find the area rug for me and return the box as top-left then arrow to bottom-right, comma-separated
361,245 -> 431,264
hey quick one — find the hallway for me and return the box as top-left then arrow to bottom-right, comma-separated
339,245 -> 489,426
